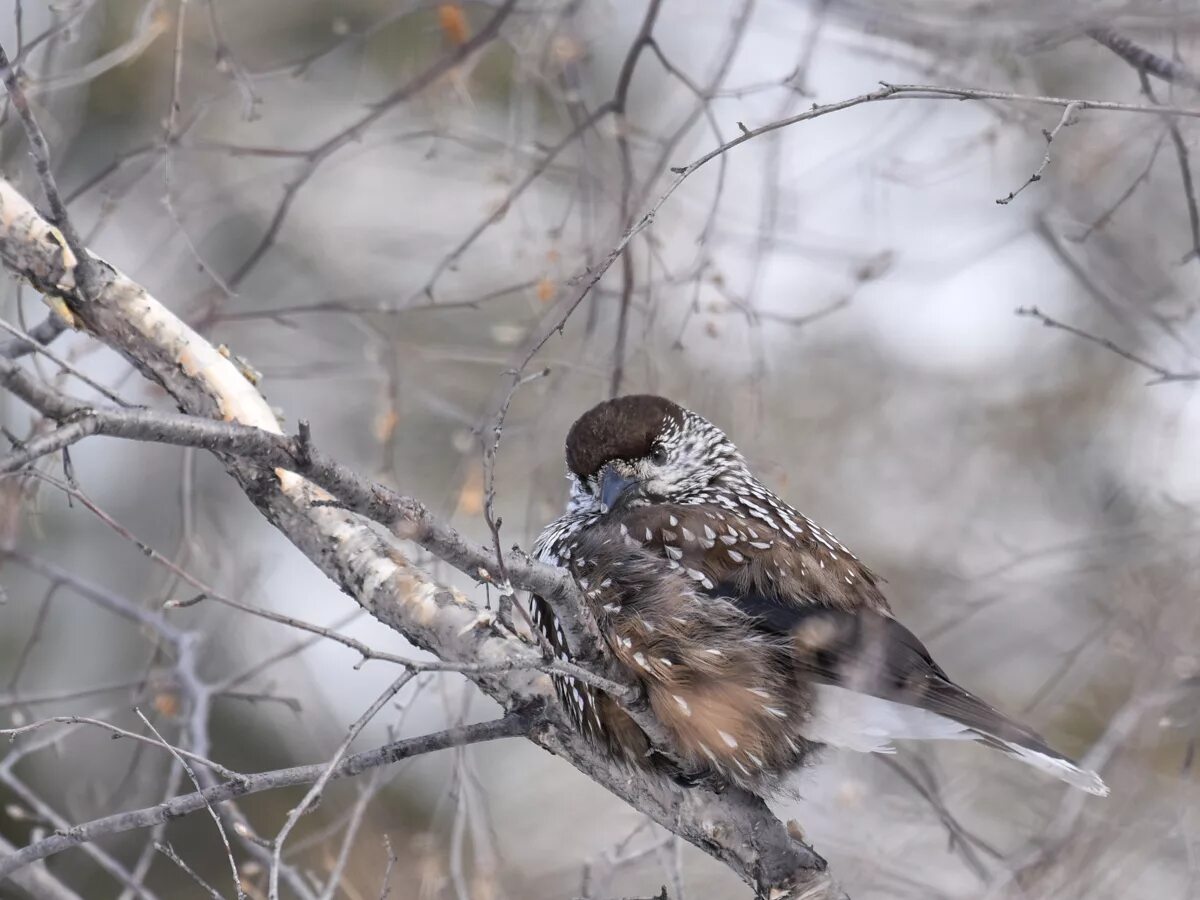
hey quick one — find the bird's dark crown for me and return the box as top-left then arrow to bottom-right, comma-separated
565,395 -> 685,479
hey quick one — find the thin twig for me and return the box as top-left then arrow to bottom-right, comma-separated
268,671 -> 416,900
607,0 -> 665,398
154,842 -> 225,900
0,317 -> 131,404
0,714 -> 531,880
0,40 -> 99,299
0,314 -> 67,360
1137,72 -> 1200,262
136,709 -> 245,900
1071,129 -> 1167,242
378,834 -> 397,900
211,0 -> 521,306
996,101 -> 1081,205
2,714 -> 241,781
1016,305 -> 1200,383
480,365 -> 552,636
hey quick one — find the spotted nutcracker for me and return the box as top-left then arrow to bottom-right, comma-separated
531,395 -> 1108,797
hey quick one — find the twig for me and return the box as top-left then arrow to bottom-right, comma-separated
1137,72 -> 1200,262
0,40 -> 99,299
0,317 -> 131,404
607,0 -> 665,398
996,102 -> 1081,205
671,83 -> 1200,190
136,709 -> 245,900
1016,305 -> 1200,384
0,677 -> 148,710
315,775 -> 379,900
480,365 -> 551,636
154,842 -> 225,900
213,0 -> 520,303
0,313 -> 67,360
161,0 -> 237,299
5,579 -> 63,698
1,714 -> 241,781
877,756 -> 999,880
203,0 -> 261,119
378,834 -> 397,900
1071,129 -> 1167,242
0,715 -> 531,879
22,1 -> 166,98
268,671 -> 416,900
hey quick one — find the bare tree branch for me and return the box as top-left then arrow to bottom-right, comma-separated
0,174 -> 837,898
0,714 -> 532,881
1135,72 -> 1200,263
1088,27 -> 1200,91
996,101 -> 1080,205
0,311 -> 66,359
1016,305 -> 1200,383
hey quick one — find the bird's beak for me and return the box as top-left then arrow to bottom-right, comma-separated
599,466 -> 638,514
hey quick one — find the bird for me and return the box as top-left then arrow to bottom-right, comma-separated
531,394 -> 1108,797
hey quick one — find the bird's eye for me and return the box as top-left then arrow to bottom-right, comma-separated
649,443 -> 669,466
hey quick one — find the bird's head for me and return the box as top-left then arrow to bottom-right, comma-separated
562,395 -> 746,515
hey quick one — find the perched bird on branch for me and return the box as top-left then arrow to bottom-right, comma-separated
532,394 -> 1108,797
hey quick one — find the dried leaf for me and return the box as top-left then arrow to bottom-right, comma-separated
153,691 -> 180,719
375,409 -> 399,444
455,466 -> 484,516
438,3 -> 469,47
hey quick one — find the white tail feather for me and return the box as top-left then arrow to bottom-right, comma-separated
999,740 -> 1109,797
803,684 -> 974,752
804,684 -> 1109,796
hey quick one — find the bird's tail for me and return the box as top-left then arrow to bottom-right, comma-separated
969,722 -> 1109,797
913,675 -> 1111,797
780,605 -> 1110,796
805,681 -> 1110,796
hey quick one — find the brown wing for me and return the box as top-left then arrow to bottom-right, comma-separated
611,502 -> 890,614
